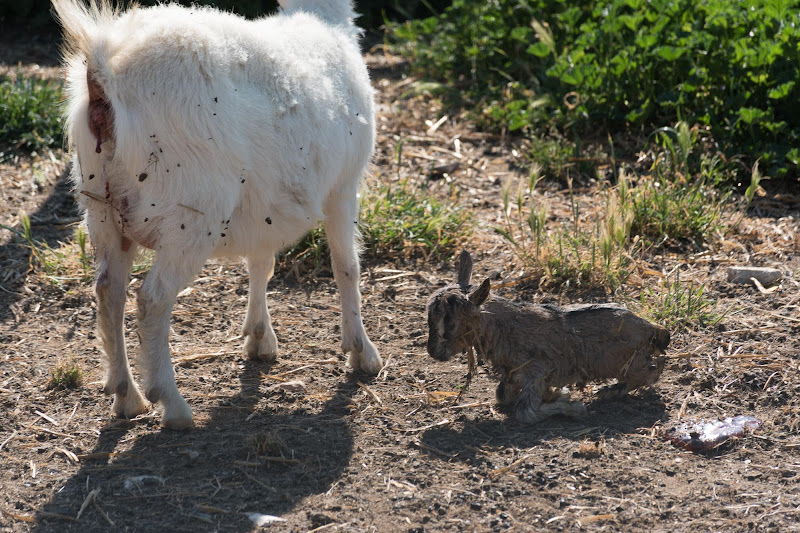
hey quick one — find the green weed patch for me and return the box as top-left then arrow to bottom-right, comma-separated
393,0 -> 800,178
0,72 -> 63,159
282,179 -> 472,269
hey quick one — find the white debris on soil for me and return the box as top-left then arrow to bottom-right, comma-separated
123,475 -> 166,491
727,266 -> 782,286
246,513 -> 287,526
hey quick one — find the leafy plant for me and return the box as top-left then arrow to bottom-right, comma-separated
0,72 -> 64,160
392,0 -> 800,178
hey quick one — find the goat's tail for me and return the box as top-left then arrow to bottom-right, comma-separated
278,0 -> 359,29
51,0 -> 115,59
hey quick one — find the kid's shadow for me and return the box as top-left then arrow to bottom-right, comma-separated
420,390 -> 668,466
34,358 -> 361,532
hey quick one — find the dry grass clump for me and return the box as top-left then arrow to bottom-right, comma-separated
249,431 -> 288,457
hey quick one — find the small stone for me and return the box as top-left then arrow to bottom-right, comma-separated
727,266 -> 782,286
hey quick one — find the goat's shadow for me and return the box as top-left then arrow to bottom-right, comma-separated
34,357 -> 361,532
420,390 -> 668,465
0,167 -> 79,321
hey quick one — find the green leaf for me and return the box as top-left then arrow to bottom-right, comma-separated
654,45 -> 685,61
768,81 -> 795,99
738,107 -> 767,124
560,68 -> 584,86
526,41 -> 552,57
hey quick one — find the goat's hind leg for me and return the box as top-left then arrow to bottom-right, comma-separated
88,209 -> 148,419
596,381 -> 630,400
243,253 -> 279,361
323,190 -> 382,375
137,249 -> 209,429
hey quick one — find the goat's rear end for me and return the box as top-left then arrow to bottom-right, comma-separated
53,0 -> 382,429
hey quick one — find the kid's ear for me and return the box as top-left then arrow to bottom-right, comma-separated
468,278 -> 490,306
456,250 -> 473,290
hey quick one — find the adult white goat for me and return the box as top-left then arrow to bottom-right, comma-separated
53,0 -> 382,429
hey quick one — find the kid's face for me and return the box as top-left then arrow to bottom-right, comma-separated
425,290 -> 473,362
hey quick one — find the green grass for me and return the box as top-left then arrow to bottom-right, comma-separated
496,122 -> 738,291
49,358 -> 83,390
0,72 -> 64,160
360,179 -> 472,258
639,272 -> 723,331
0,215 -> 93,287
283,178 -> 472,268
75,226 -> 91,275
621,123 -> 735,247
497,167 -> 634,290
391,0 -> 800,178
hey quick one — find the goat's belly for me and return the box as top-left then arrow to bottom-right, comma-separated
210,216 -> 316,258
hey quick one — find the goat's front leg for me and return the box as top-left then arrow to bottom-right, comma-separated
137,251 -> 207,429
323,190 -> 382,375
87,208 -> 148,419
243,252 -> 279,361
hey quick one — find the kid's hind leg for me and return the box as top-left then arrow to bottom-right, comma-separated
323,188 -> 382,375
514,380 -> 587,424
86,207 -> 148,419
242,252 -> 279,361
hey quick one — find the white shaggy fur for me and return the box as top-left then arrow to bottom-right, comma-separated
53,0 -> 382,429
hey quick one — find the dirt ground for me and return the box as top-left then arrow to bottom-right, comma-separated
2,34 -> 800,533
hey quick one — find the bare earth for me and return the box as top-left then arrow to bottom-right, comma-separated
1,37 -> 800,533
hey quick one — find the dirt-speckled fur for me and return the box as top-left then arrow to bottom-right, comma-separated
426,252 -> 669,424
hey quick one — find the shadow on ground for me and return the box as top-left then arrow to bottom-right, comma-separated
0,167 -> 79,322
420,389 -> 668,465
33,359 -> 361,532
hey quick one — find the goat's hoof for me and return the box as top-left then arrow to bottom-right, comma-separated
245,332 -> 279,362
162,415 -> 195,431
161,396 -> 194,430
596,382 -> 630,400
111,386 -> 149,419
514,410 -> 546,425
346,338 -> 383,375
566,401 -> 589,419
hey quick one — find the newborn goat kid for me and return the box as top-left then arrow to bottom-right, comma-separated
426,252 -> 669,423
54,0 -> 382,429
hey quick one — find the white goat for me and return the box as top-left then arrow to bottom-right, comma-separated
53,0 -> 382,429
